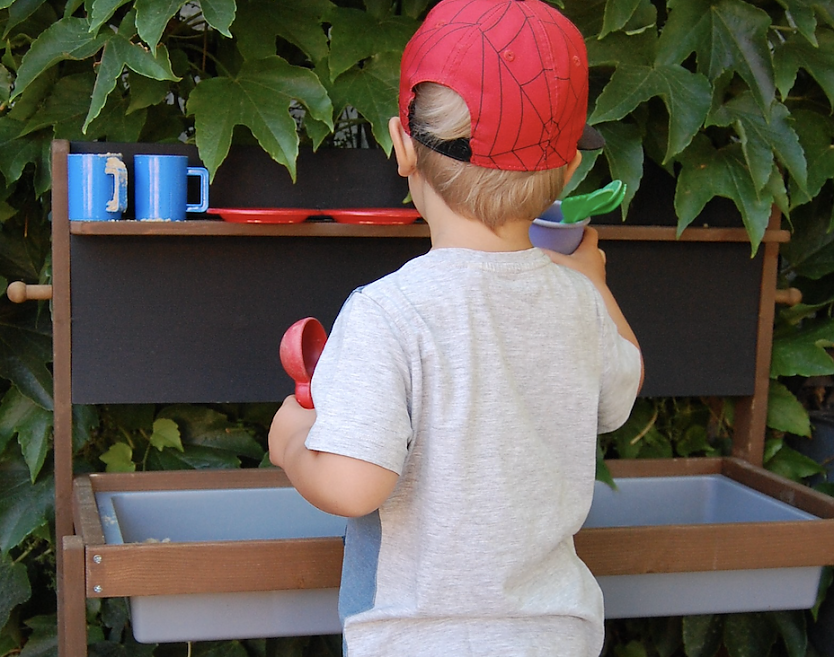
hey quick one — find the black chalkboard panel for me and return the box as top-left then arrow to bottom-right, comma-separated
604,240 -> 762,397
69,232 -> 762,403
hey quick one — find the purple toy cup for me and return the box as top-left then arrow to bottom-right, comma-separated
528,200 -> 589,255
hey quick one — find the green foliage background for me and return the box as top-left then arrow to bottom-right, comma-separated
0,0 -> 833,656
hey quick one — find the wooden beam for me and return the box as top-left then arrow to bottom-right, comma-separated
85,538 -> 344,597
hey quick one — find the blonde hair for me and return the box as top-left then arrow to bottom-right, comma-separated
409,83 -> 567,230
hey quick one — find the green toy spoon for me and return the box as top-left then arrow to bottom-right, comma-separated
559,180 -> 627,224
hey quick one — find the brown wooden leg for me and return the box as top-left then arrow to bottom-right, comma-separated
59,535 -> 87,657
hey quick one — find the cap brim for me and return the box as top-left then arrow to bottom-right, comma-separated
577,124 -> 605,151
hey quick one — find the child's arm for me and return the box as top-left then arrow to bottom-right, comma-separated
546,227 -> 644,389
269,395 -> 399,517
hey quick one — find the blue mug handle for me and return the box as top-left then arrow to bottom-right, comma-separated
187,167 -> 209,213
104,156 -> 128,213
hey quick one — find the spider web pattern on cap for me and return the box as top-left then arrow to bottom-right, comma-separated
399,0 -> 591,172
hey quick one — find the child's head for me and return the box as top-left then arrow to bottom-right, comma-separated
399,0 -> 602,227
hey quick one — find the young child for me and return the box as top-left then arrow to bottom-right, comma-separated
269,1 -> 643,655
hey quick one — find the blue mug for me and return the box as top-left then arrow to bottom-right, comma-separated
134,154 -> 209,221
67,153 -> 128,221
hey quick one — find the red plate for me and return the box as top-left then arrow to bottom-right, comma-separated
329,209 -> 421,225
208,208 -> 311,224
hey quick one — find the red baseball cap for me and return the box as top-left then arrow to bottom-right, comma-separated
399,0 -> 603,172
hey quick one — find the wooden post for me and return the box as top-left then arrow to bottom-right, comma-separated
59,536 -> 87,657
733,207 -> 782,466
52,140 -> 77,657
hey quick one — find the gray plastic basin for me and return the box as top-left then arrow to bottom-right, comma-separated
96,486 -> 347,642
586,475 -> 822,618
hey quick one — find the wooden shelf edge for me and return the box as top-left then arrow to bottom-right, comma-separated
68,220 -> 788,243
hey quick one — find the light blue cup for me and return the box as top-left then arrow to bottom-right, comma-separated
67,153 -> 128,221
134,154 -> 209,221
529,200 -> 589,255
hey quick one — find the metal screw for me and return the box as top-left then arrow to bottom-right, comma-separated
93,585 -> 102,593
93,555 -> 102,563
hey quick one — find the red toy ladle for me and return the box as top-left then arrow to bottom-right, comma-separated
279,317 -> 328,409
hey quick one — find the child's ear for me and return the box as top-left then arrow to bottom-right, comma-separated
563,151 -> 583,186
389,117 -> 418,177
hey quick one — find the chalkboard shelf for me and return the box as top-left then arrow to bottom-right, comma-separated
68,219 -> 788,243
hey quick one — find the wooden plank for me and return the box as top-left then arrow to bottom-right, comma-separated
68,220 -> 789,243
733,210 -> 782,465
575,519 -> 834,576
59,536 -> 88,657
52,140 -> 74,553
723,458 -> 834,519
87,468 -> 290,493
605,458 -> 723,478
73,478 -> 105,546
85,538 -> 344,597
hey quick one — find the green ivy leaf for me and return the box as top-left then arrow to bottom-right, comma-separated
148,417 -> 183,452
157,405 -> 262,459
21,72 -> 93,139
587,29 -> 657,68
327,7 -> 418,81
234,0 -> 333,64
781,198 -> 834,278
771,317 -> 834,378
597,121 -> 644,219
72,405 -> 98,453
676,136 -> 771,251
767,438 -> 827,480
682,615 -> 723,657
134,0 -> 184,50
769,610 -> 807,657
19,614 -> 58,657
0,386 -> 52,482
774,29 -> 834,108
0,117 -> 41,184
84,35 -> 178,132
0,305 -> 52,411
0,458 -> 53,554
329,51 -> 400,154
87,94 -> 147,142
146,444 -> 241,470
200,0 -> 237,38
600,0 -> 656,39
790,109 -> 834,206
0,551 -> 31,632
723,613 -> 777,657
775,0 -> 824,45
766,381 -> 812,436
188,56 -> 334,180
126,73 -> 170,114
99,442 -> 136,473
11,17 -> 108,100
88,0 -> 131,34
657,0 -> 775,116
402,0 -> 432,19
590,63 -> 711,162
709,94 -> 807,195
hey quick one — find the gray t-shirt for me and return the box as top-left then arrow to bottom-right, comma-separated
305,247 -> 641,657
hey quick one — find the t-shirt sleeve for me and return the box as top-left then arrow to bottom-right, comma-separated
304,290 -> 412,475
596,298 -> 642,434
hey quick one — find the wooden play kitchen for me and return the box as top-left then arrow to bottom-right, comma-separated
29,140 -> 834,656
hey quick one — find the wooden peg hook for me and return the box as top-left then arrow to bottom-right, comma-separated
773,287 -> 802,307
7,281 -> 53,303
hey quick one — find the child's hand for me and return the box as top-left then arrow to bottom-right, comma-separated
268,395 -> 317,469
543,227 -> 607,287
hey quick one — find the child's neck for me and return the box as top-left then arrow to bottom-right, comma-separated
417,181 -> 534,252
